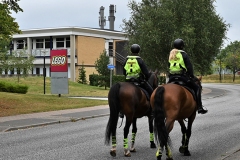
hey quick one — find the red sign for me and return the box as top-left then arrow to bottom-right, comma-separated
50,49 -> 68,72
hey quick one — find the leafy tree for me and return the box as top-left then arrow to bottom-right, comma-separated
0,1 -> 22,41
94,50 -> 110,89
7,50 -> 34,82
78,61 -> 87,84
0,0 -> 23,75
122,0 -> 229,75
214,48 -> 227,82
221,41 -> 240,82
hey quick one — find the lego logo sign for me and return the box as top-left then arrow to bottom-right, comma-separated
51,56 -> 66,65
50,49 -> 68,72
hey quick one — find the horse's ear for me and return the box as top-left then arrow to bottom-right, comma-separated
154,69 -> 159,74
198,76 -> 202,81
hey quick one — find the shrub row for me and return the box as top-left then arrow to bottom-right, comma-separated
89,74 -> 125,87
0,81 -> 28,94
89,74 -> 166,87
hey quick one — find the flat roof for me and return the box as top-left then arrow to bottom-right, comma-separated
13,26 -> 127,40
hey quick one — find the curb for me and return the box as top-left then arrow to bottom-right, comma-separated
4,113 -> 110,132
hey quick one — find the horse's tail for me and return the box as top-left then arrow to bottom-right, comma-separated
105,83 -> 121,145
153,86 -> 169,147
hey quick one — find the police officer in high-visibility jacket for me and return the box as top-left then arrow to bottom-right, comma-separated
168,38 -> 208,114
123,44 -> 153,96
119,44 -> 153,118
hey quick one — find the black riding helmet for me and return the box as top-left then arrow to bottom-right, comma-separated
131,44 -> 140,53
173,39 -> 184,50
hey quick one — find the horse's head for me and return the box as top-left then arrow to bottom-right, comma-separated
148,70 -> 159,89
194,76 -> 202,91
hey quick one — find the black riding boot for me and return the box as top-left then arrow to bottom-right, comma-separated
144,81 -> 154,117
197,89 -> 208,114
144,81 -> 153,100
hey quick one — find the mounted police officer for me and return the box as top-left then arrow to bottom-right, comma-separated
119,44 -> 153,118
168,38 -> 208,114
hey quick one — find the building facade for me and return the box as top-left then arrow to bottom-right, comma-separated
9,27 -> 128,82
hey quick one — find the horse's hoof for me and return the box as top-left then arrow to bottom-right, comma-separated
130,147 -> 136,152
150,142 -> 156,148
124,149 -> 131,157
166,158 -> 173,160
179,146 -> 185,153
157,155 -> 162,160
110,149 -> 116,157
184,150 -> 191,156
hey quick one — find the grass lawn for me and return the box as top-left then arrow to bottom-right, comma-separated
0,74 -> 239,117
0,76 -> 109,117
201,74 -> 240,83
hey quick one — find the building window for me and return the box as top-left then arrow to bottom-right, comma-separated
36,68 -> 40,75
109,42 -> 113,56
56,38 -> 64,48
17,40 -> 27,49
10,68 -> 14,75
45,39 -> 53,49
66,37 -> 70,48
36,39 -> 44,48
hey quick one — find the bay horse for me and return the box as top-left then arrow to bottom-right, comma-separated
105,71 -> 159,157
150,76 -> 202,160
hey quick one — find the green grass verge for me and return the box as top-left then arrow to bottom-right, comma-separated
0,76 -> 109,117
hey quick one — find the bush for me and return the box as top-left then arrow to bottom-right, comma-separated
0,81 -> 28,94
89,74 -> 125,87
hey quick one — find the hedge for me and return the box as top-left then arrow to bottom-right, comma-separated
0,81 -> 28,94
89,74 -> 166,87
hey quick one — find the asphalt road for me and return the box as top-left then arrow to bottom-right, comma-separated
0,83 -> 239,160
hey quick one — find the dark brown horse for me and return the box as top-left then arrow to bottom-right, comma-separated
150,77 -> 202,160
105,72 -> 159,157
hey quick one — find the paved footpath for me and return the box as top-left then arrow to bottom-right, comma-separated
0,87 -> 239,159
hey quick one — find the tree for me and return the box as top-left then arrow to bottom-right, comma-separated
214,48 -> 227,82
122,0 -> 229,75
6,50 -> 34,82
0,0 -> 23,75
78,61 -> 87,84
94,50 -> 110,89
221,41 -> 240,82
0,1 -> 22,41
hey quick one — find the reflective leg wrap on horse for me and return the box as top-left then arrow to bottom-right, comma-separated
124,138 -> 128,149
179,133 -> 191,156
165,145 -> 173,159
130,133 -> 136,152
112,136 -> 116,147
156,146 -> 162,159
123,138 -> 131,157
110,136 -> 117,157
150,132 -> 156,148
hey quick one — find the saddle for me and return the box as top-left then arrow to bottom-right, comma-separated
128,78 -> 150,101
168,76 -> 197,101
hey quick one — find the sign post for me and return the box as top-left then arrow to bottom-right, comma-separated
107,64 -> 115,88
50,49 -> 69,96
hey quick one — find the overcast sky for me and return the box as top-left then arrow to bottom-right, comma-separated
11,0 -> 240,47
